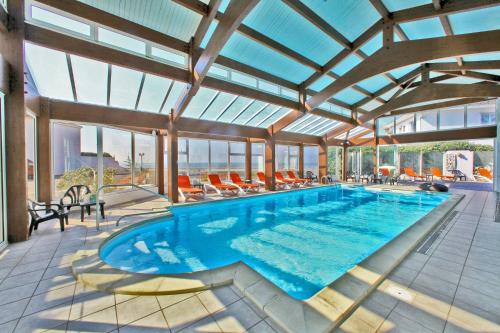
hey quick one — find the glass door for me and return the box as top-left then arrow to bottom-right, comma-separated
0,92 -> 6,249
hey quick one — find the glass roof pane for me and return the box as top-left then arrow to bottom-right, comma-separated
109,65 -> 143,109
379,87 -> 400,101
439,77 -> 483,84
333,88 -> 365,104
201,92 -> 237,121
332,54 -> 362,76
360,32 -> 382,56
25,43 -> 74,101
31,6 -> 91,36
258,81 -> 280,95
217,97 -> 254,123
231,72 -> 257,88
283,114 -> 314,132
137,74 -> 172,113
399,18 -> 445,40
389,64 -> 419,79
78,0 -> 202,42
308,75 -> 334,91
360,99 -> 384,111
151,47 -> 187,67
98,27 -> 146,55
298,117 -> 328,134
200,21 -> 218,49
182,87 -> 219,119
462,52 -> 500,62
259,108 -> 291,128
314,122 -> 341,136
357,75 -> 391,93
304,119 -> 332,135
243,1 -> 343,65
221,32 -> 314,84
70,55 -> 108,105
250,105 -> 282,126
161,82 -> 188,114
232,100 -> 268,125
449,6 -> 500,35
381,0 -> 431,12
300,0 -> 381,42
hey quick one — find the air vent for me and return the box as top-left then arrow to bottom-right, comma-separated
416,210 -> 459,254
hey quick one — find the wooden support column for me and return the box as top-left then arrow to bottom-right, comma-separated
319,140 -> 327,180
342,144 -> 348,181
245,138 -> 251,181
156,132 -> 165,195
264,137 -> 276,191
37,99 -> 52,203
373,137 -> 378,176
167,125 -> 179,203
0,0 -> 28,242
298,144 -> 304,178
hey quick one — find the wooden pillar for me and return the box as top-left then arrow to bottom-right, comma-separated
37,99 -> 52,203
342,144 -> 348,181
319,140 -> 327,180
298,143 -> 304,178
156,132 -> 165,195
245,138 -> 251,181
0,0 -> 28,242
382,20 -> 394,47
264,136 -> 275,191
166,126 -> 178,203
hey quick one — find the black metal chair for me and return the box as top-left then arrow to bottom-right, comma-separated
306,171 -> 318,183
60,185 -> 105,222
27,200 -> 69,235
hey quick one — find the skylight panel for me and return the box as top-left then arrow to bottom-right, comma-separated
182,87 -> 219,119
462,53 -> 500,62
258,81 -> 279,95
283,114 -> 314,132
151,47 -> 187,67
305,119 -> 333,135
314,121 -> 341,136
379,87 -> 400,101
98,28 -> 146,55
389,64 -> 419,79
231,72 -> 257,88
201,92 -> 237,121
161,82 -> 188,114
357,75 -> 391,93
299,118 -> 329,134
232,100 -> 268,125
399,18 -> 446,40
25,43 -> 74,101
70,55 -> 108,105
259,108 -> 291,128
381,0 -> 431,12
109,65 -> 143,109
137,75 -> 172,113
217,97 -> 253,123
200,21 -> 218,49
333,88 -> 365,105
359,32 -> 382,56
280,88 -> 299,101
360,100 -> 384,112
250,105 -> 282,127
308,76 -> 334,91
449,6 -> 500,35
30,5 -> 91,36
438,76 -> 484,84
332,54 -> 362,76
208,65 -> 230,79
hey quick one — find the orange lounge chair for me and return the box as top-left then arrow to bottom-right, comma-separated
404,167 -> 425,181
286,171 -> 310,185
430,167 -> 455,181
178,175 -> 204,201
275,171 -> 300,186
257,172 -> 286,189
208,174 -> 240,195
478,167 -> 493,180
230,173 -> 259,192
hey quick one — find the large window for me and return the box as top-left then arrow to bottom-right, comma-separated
276,145 -> 299,171
188,139 -> 209,181
440,106 -> 464,130
134,134 -> 156,185
251,143 -> 264,178
304,146 -> 319,176
328,146 -> 343,179
210,140 -> 229,180
467,100 -> 496,127
378,145 -> 398,173
25,114 -> 37,200
416,110 -> 438,132
103,128 -> 132,191
229,142 -> 245,176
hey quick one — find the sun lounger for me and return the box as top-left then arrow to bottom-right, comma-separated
257,172 -> 287,189
404,167 -> 426,181
477,167 -> 493,180
230,173 -> 259,192
208,174 -> 241,195
276,171 -> 300,187
178,175 -> 205,202
430,167 -> 455,181
286,171 -> 310,185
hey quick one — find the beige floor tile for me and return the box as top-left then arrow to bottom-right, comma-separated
212,299 -> 261,333
454,286 -> 500,315
197,286 -> 240,314
177,316 -> 221,333
15,301 -> 72,333
420,263 -> 461,285
0,319 -> 18,333
24,284 -> 76,316
461,265 -> 500,287
67,305 -> 117,333
118,311 -> 170,333
116,296 -> 161,327
34,274 -> 76,296
0,269 -> 45,291
377,311 -> 435,333
412,272 -> 458,299
393,299 -> 447,332
447,303 -> 500,332
156,293 -> 196,309
247,320 -> 276,333
0,283 -> 37,306
163,296 -> 210,333
8,259 -> 51,278
0,298 -> 30,325
69,291 -> 115,320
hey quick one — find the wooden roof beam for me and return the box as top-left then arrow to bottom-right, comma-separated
427,60 -> 500,71
389,97 -> 490,116
192,0 -> 222,48
438,70 -> 500,83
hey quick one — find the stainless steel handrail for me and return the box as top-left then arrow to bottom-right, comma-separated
95,184 -> 172,230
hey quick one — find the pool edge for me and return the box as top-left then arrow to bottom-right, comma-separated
72,191 -> 463,333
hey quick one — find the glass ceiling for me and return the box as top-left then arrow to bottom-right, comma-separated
282,115 -> 342,137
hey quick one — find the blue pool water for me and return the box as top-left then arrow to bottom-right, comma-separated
100,186 -> 448,299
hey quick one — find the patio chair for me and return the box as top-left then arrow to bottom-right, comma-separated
306,171 -> 318,183
178,175 -> 205,201
404,167 -> 426,181
477,167 -> 493,180
380,168 -> 398,185
275,171 -> 300,187
257,172 -> 287,189
430,167 -> 455,182
230,173 -> 259,192
60,185 -> 105,222
208,174 -> 241,195
287,171 -> 310,185
27,200 -> 69,235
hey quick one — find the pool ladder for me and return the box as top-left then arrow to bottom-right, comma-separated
95,184 -> 173,230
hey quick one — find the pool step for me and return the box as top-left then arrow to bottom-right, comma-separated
416,209 -> 459,255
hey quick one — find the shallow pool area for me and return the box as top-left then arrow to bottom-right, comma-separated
100,186 -> 449,299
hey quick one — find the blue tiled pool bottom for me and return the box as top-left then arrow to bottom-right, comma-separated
100,186 -> 448,299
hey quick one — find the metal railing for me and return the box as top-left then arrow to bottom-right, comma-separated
95,184 -> 172,230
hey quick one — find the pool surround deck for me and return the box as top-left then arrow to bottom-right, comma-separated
72,187 -> 463,333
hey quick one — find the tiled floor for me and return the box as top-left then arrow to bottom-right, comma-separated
0,189 -> 499,332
